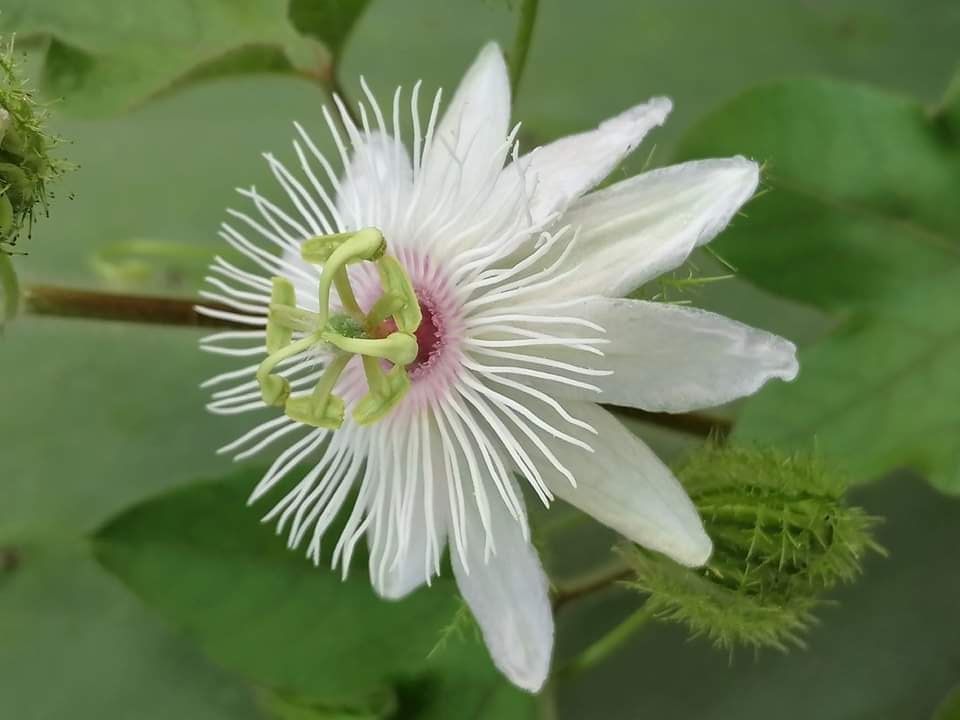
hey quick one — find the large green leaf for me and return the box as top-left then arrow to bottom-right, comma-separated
94,469 -> 533,717
95,470 -> 462,701
674,78 -> 960,311
734,267 -> 960,492
672,77 -> 960,490
0,0 -> 310,115
0,542 -> 260,720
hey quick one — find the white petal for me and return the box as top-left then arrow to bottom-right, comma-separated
549,157 -> 760,298
419,43 -> 511,204
337,131 -> 413,229
522,400 -> 711,567
451,489 -> 552,693
514,297 -> 798,412
497,97 -> 671,227
367,420 -> 448,600
367,475 -> 443,601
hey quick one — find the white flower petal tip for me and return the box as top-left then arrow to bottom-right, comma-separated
696,155 -> 760,240
599,96 -> 673,139
664,521 -> 713,569
453,502 -> 553,693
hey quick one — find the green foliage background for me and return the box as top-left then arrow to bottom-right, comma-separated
0,0 -> 958,718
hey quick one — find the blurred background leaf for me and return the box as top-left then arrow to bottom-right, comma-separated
95,468 -> 534,717
288,0 -> 373,58
0,0 -> 316,115
674,77 -> 960,492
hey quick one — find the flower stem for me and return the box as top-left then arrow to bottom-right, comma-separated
560,604 -> 655,677
552,560 -> 633,612
21,285 -> 242,328
509,0 -> 540,97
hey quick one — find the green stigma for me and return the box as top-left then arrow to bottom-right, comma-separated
256,227 -> 421,429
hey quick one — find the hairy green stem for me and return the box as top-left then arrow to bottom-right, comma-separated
561,605 -> 655,677
509,0 -> 540,97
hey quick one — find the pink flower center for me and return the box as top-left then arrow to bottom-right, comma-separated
350,248 -> 464,413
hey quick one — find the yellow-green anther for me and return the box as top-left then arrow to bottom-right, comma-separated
300,230 -> 379,264
365,292 -> 405,329
322,331 -> 418,366
256,333 -> 321,406
266,276 -> 297,353
314,228 -> 386,327
283,353 -> 351,429
377,254 -> 421,333
354,358 -> 411,426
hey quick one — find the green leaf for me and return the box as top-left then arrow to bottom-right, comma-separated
0,0 -> 313,115
0,542 -> 260,720
289,0 -> 373,58
95,469 -> 535,717
674,77 -> 960,491
734,267 -> 960,492
674,78 -> 960,312
94,469 -> 462,702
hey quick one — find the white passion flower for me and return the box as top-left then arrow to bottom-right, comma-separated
199,43 -> 798,692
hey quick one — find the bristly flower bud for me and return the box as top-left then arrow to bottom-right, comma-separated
622,445 -> 884,652
0,37 -> 67,255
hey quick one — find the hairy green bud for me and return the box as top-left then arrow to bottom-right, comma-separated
624,445 -> 883,652
0,38 -> 67,254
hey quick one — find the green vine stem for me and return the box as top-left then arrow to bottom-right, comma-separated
509,0 -> 540,97
552,561 -> 634,612
560,605 -> 655,677
0,253 -> 19,323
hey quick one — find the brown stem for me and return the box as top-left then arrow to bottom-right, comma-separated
295,62 -> 361,129
22,286 -> 247,329
552,562 -> 633,612
607,405 -> 733,440
20,286 -> 732,438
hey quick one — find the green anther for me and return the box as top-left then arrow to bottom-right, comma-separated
300,230 -> 384,264
377,254 -> 422,333
313,228 -> 386,328
284,353 -> 351,429
353,356 -> 412,426
266,277 -> 297,353
322,331 -> 418,366
256,333 -> 321,406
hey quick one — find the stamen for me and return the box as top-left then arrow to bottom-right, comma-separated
253,227 -> 423,429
